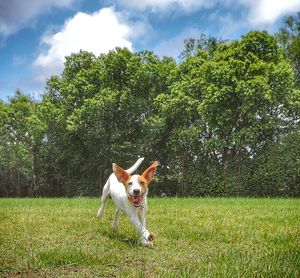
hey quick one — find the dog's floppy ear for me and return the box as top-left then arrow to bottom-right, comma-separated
113,163 -> 130,184
142,161 -> 158,183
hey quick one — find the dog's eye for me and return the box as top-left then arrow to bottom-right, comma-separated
140,181 -> 145,185
128,182 -> 133,186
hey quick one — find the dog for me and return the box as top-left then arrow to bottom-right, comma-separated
96,157 -> 158,246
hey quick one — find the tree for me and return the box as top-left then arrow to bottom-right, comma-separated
251,132 -> 300,196
276,12 -> 300,87
1,31 -> 298,197
0,91 -> 44,196
40,49 -> 176,196
150,31 -> 299,196
180,33 -> 227,59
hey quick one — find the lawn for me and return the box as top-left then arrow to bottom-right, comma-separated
0,198 -> 299,277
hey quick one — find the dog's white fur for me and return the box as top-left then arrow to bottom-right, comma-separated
96,157 -> 157,246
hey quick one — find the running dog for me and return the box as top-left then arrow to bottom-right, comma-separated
97,158 -> 158,246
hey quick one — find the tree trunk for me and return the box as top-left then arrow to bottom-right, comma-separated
179,151 -> 188,196
28,151 -> 39,197
17,159 -> 20,197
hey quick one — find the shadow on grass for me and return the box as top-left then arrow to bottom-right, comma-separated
97,227 -> 140,248
100,228 -> 139,247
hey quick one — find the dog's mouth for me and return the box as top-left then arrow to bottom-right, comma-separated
130,194 -> 144,207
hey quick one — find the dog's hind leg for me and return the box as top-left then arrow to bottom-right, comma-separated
96,180 -> 110,218
112,208 -> 120,229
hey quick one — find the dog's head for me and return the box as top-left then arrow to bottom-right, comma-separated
113,161 -> 158,207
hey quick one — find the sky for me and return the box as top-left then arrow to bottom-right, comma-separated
0,0 -> 300,100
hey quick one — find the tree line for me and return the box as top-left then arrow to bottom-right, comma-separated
1,14 -> 299,197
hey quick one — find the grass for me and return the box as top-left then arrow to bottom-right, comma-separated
0,198 -> 299,277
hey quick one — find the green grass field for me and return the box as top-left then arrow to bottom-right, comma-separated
0,198 -> 299,277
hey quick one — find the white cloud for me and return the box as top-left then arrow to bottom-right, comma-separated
0,0 -> 75,37
116,0 -> 300,26
245,0 -> 300,25
32,7 -> 148,84
152,0 -> 300,58
116,0 -> 213,13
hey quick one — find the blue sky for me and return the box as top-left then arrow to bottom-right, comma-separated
1,0 -> 300,100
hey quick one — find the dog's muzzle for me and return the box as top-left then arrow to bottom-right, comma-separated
130,194 -> 144,207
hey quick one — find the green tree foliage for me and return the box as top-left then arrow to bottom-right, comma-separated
0,29 -> 299,197
38,49 -> 176,196
180,33 -> 227,59
0,92 -> 44,196
149,31 -> 299,196
276,12 -> 300,87
251,132 -> 300,196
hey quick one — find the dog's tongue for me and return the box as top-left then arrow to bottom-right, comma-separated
132,195 -> 142,205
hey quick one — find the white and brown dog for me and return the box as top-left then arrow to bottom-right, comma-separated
96,157 -> 158,246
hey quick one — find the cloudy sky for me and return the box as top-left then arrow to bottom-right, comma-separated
0,0 -> 299,100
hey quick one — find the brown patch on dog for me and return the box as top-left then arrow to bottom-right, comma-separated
148,233 -> 155,241
113,163 -> 131,187
137,175 -> 148,194
142,161 -> 158,184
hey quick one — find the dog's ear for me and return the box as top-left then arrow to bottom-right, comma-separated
113,163 -> 130,184
142,161 -> 158,183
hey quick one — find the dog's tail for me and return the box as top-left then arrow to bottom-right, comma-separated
126,157 -> 145,174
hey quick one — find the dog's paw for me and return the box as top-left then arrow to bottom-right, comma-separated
142,240 -> 154,247
145,241 -> 154,247
96,209 -> 101,218
148,233 -> 155,241
141,236 -> 154,247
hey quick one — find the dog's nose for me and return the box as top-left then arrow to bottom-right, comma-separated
133,189 -> 140,195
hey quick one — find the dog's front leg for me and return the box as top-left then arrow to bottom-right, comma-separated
130,214 -> 154,247
138,208 -> 155,243
138,205 -> 149,230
